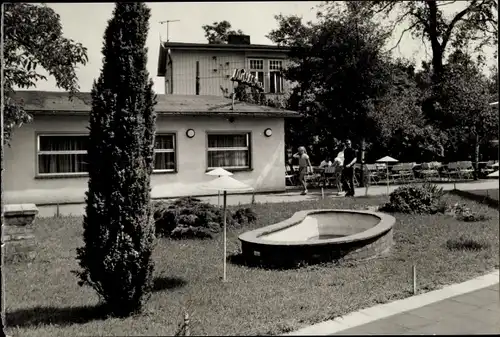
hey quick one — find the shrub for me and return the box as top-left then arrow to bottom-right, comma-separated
380,183 -> 447,214
153,197 -> 257,239
446,235 -> 490,251
74,3 -> 156,317
446,203 -> 491,222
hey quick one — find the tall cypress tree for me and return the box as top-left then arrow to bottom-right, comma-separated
74,2 -> 157,317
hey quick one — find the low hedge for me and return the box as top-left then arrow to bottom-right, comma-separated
152,197 -> 256,239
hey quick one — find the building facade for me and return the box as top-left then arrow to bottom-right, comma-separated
4,91 -> 299,217
157,35 -> 293,98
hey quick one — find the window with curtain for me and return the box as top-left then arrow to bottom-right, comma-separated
37,135 -> 88,175
269,60 -> 283,94
207,133 -> 251,169
154,134 -> 176,172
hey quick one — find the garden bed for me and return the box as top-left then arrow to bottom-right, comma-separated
5,193 -> 499,336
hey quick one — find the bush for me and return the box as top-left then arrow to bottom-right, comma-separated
380,183 -> 447,214
446,203 -> 491,222
446,235 -> 490,251
153,197 -> 257,239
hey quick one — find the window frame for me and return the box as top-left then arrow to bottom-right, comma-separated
35,132 -> 179,178
248,59 -> 264,71
269,59 -> 284,94
153,133 -> 177,174
36,133 -> 89,178
206,131 -> 252,171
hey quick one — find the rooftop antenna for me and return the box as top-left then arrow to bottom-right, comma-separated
159,19 -> 180,42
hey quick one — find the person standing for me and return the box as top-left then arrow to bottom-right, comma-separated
293,146 -> 313,195
342,139 -> 357,197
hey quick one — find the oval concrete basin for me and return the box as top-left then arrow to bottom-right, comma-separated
238,209 -> 395,267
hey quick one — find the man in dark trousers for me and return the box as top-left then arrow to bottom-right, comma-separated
342,139 -> 357,197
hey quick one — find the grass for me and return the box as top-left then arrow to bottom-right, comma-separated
5,193 -> 499,336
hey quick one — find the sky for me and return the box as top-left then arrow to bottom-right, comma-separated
24,2 -> 497,94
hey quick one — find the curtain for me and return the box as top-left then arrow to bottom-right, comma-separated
208,134 -> 249,168
38,136 -> 88,174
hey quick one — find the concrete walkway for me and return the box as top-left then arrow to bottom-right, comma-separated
335,283 -> 499,335
199,180 -> 499,206
284,270 -> 499,335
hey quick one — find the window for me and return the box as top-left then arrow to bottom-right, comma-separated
249,59 -> 265,91
269,60 -> 282,71
37,134 -> 176,176
249,59 -> 264,70
37,135 -> 88,175
269,60 -> 283,94
207,133 -> 251,169
154,134 -> 176,172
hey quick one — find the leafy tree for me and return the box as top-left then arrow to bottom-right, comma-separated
435,50 -> 497,173
202,20 -> 245,44
321,0 -> 498,82
370,59 -> 447,162
2,3 -> 88,143
74,3 -> 157,317
268,7 -> 394,166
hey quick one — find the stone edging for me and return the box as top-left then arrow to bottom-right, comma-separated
238,209 -> 395,246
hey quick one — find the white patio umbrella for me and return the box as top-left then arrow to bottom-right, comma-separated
487,170 -> 499,177
206,167 -> 233,207
376,156 -> 399,195
200,175 -> 254,282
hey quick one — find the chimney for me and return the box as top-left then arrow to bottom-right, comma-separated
228,35 -> 250,45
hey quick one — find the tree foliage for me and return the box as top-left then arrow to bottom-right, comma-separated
435,50 -> 498,160
267,8 -> 395,160
321,0 -> 498,82
202,20 -> 245,44
2,3 -> 88,143
74,3 -> 157,317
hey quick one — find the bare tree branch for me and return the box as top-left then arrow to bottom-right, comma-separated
388,22 -> 420,52
436,1 -> 458,7
441,0 -> 484,49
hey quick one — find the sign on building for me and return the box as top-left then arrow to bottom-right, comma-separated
230,69 -> 264,92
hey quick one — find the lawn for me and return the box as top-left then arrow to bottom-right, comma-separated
5,193 -> 499,336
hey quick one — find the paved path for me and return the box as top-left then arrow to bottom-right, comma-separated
284,271 -> 499,335
200,180 -> 499,206
335,283 -> 499,335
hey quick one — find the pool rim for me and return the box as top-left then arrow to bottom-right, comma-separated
238,209 -> 395,246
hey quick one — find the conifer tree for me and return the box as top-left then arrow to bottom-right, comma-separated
74,2 -> 157,317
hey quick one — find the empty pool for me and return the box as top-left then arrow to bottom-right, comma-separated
238,209 -> 395,267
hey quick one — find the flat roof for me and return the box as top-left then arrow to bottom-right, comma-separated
157,42 -> 290,76
12,91 -> 300,118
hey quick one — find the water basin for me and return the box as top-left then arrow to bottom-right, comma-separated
238,209 -> 395,267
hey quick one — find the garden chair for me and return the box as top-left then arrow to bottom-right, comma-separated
457,161 -> 474,180
419,162 -> 440,181
285,165 -> 295,186
443,162 -> 460,180
322,165 -> 343,192
365,164 -> 381,185
399,163 -> 416,183
389,164 -> 404,184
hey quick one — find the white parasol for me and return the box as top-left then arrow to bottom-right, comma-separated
206,167 -> 233,207
376,156 -> 399,195
200,175 -> 254,282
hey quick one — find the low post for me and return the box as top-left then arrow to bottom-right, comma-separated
184,312 -> 190,336
321,187 -> 324,199
223,190 -> 227,282
412,264 -> 417,295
